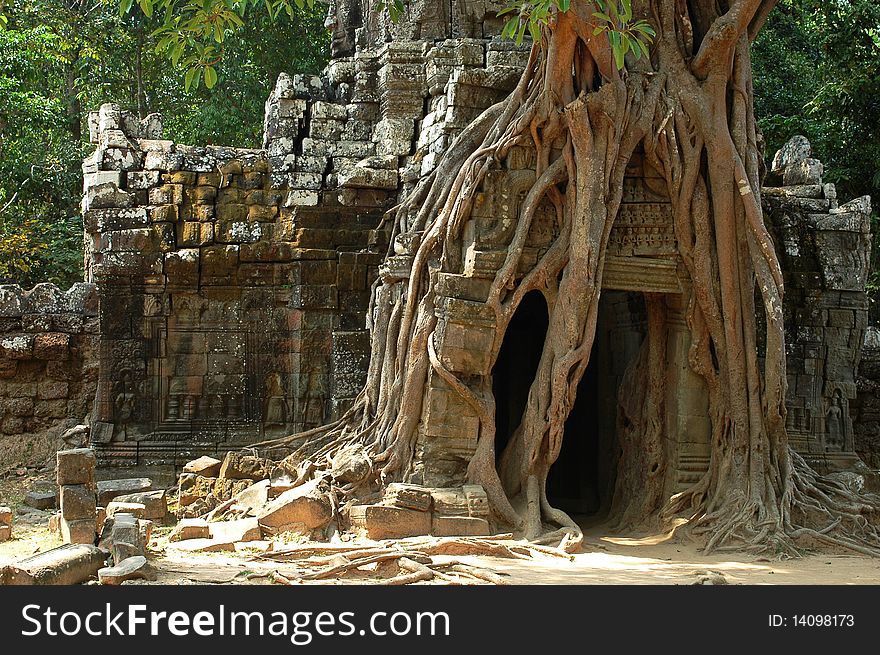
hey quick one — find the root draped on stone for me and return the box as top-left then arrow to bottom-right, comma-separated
251,0 -> 880,557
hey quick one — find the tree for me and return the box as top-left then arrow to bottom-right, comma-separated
265,0 -> 880,556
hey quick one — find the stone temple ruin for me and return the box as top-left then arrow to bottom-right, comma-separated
0,1 -> 877,548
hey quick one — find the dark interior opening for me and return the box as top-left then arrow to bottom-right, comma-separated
492,290 -> 549,459
545,292 -> 647,520
546,338 -> 602,516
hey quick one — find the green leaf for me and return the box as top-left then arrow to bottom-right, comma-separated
557,0 -> 570,12
204,65 -> 218,88
184,65 -> 198,90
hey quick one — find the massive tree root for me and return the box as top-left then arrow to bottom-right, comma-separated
254,0 -> 880,556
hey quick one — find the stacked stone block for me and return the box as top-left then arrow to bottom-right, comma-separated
57,448 -> 97,544
0,505 -> 11,542
0,283 -> 99,457
763,136 -> 872,471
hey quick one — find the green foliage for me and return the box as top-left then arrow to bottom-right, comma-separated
752,0 -> 880,202
498,0 -> 654,69
113,0 -> 319,89
0,0 -> 327,287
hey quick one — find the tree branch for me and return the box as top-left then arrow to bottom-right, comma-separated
748,0 -> 778,42
690,0 -> 763,79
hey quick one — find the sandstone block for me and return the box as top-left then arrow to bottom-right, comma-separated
24,490 -> 57,510
113,490 -> 167,519
183,456 -> 223,477
96,478 -> 152,506
60,484 -> 96,520
105,502 -> 146,519
168,518 -> 210,542
349,505 -> 431,540
382,483 -> 433,512
220,451 -> 277,481
257,478 -> 332,536
98,556 -> 156,585
431,515 -> 490,537
209,517 -> 261,543
61,517 -> 96,545
56,448 -> 96,487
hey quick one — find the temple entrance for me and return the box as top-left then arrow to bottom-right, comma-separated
492,290 -> 549,459
546,292 -> 647,519
492,290 -> 647,519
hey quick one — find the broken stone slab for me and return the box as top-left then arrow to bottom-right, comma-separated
383,483 -> 433,512
257,477 -> 333,536
2,544 -> 107,585
113,490 -> 167,519
431,515 -> 490,537
96,478 -> 152,506
177,474 -> 252,508
108,513 -> 145,564
168,518 -> 210,542
771,134 -> 811,174
98,556 -> 156,585
219,451 -> 278,481
430,485 -> 490,518
59,484 -> 96,520
56,448 -> 96,488
24,490 -> 56,511
208,517 -> 261,543
330,444 -> 372,484
349,505 -> 432,540
105,501 -> 146,519
782,157 -> 823,186
61,517 -> 96,545
183,455 -> 222,477
228,479 -> 270,514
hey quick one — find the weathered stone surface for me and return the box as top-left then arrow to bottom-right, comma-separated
0,525 -> 10,542
169,518 -> 211,542
349,505 -> 432,540
105,501 -> 146,519
24,490 -> 57,510
108,513 -> 144,564
219,451 -> 277,481
431,515 -> 490,537
229,479 -> 270,513
330,444 -> 372,484
257,478 -> 332,535
60,484 -> 96,520
0,505 -> 11,527
113,490 -> 167,519
183,455 -> 222,477
382,483 -> 433,512
772,135 -> 812,174
56,448 -> 96,487
209,517 -> 261,543
61,517 -> 96,545
2,544 -> 106,585
98,556 -> 156,585
96,478 -> 152,506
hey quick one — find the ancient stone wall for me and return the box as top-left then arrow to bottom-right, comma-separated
0,283 -> 99,466
764,137 -> 873,472
82,32 -> 531,468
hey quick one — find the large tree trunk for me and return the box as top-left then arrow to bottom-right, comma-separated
259,0 -> 880,556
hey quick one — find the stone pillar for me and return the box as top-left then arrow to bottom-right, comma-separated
57,448 -> 98,545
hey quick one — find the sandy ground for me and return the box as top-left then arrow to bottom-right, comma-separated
4,512 -> 879,585
3,467 -> 879,585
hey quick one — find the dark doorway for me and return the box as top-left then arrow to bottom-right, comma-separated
492,290 -> 549,458
546,292 -> 646,519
